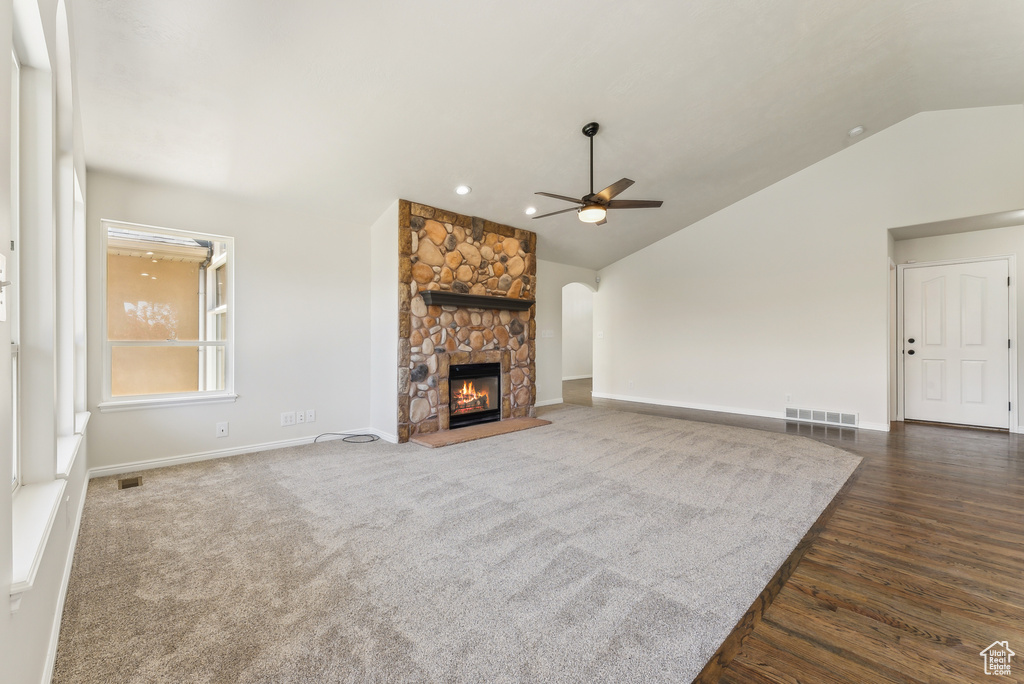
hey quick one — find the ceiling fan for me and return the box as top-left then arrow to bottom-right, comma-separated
533,121 -> 663,225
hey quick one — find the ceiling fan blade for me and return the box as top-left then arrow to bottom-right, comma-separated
606,199 -> 664,209
531,206 -> 580,219
595,178 -> 635,202
596,216 -> 608,226
535,191 -> 585,205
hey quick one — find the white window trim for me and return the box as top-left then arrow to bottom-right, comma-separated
100,219 -> 235,409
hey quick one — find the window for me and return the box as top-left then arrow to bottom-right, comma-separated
101,220 -> 234,408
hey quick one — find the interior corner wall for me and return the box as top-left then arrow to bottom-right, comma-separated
369,200 -> 399,441
85,172 -> 372,471
561,283 -> 594,379
593,105 -> 1024,430
534,259 -> 598,405
893,223 -> 1024,429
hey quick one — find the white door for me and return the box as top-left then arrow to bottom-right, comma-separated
904,259 -> 1010,428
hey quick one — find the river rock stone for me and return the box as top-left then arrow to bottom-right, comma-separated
470,283 -> 486,295
443,234 -> 457,251
456,264 -> 474,282
411,295 -> 428,317
412,262 -> 435,284
506,255 -> 525,277
507,279 -> 524,298
416,238 -> 445,267
503,238 -> 520,256
445,250 -> 463,270
411,363 -> 429,382
423,220 -> 447,245
516,344 -> 530,364
456,242 -> 482,267
480,245 -> 494,261
469,331 -> 485,350
439,267 -> 454,284
410,397 -> 431,423
508,318 -> 524,335
497,274 -> 512,291
494,326 -> 509,346
422,338 -> 434,355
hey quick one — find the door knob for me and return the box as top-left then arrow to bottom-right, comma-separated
907,338 -> 915,344
907,349 -> 915,355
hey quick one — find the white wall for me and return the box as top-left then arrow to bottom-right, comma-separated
534,259 -> 597,405
894,223 -> 1024,427
368,201 -> 398,441
85,172 -> 373,471
594,105 -> 1024,431
561,282 -> 593,379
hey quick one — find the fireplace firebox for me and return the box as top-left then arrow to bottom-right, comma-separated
449,363 -> 501,429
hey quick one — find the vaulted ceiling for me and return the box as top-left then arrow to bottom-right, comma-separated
71,0 -> 1024,269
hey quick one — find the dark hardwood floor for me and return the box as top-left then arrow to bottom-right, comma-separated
548,379 -> 1024,683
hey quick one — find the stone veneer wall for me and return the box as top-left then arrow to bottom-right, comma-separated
398,200 -> 537,442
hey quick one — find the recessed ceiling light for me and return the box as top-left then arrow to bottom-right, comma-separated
140,272 -> 149,276
151,276 -> 157,280
848,125 -> 865,138
455,185 -> 471,195
525,207 -> 537,215
152,259 -> 158,263
145,251 -> 154,256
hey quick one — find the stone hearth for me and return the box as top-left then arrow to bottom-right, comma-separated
397,200 -> 537,443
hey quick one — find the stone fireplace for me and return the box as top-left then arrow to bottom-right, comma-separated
397,200 -> 537,443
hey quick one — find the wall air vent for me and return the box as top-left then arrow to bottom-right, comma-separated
117,476 -> 142,489
785,406 -> 858,428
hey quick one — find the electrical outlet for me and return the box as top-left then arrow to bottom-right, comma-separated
296,410 -> 305,424
786,394 -> 792,403
628,379 -> 634,390
281,411 -> 296,427
305,409 -> 316,423
216,422 -> 229,438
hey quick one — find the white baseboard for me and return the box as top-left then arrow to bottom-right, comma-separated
561,375 -> 593,381
535,398 -> 563,407
590,392 -> 890,432
87,428 -> 393,479
42,474 -> 89,684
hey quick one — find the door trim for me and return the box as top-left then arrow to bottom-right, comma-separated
895,255 -> 1017,432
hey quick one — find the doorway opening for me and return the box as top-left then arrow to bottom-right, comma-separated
561,282 -> 594,382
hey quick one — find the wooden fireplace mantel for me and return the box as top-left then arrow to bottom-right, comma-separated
419,291 -> 535,311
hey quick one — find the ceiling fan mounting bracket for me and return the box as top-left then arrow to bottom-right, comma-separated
582,122 -> 600,138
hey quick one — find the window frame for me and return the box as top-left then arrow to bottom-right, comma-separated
10,48 -> 20,492
99,219 -> 236,411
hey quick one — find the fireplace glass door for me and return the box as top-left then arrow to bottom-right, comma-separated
449,363 -> 501,428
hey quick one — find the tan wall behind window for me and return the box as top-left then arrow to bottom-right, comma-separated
107,254 -> 200,395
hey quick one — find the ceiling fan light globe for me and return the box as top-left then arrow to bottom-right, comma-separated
578,204 -> 607,223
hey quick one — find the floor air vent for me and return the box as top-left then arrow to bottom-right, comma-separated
117,476 -> 142,490
785,407 -> 858,427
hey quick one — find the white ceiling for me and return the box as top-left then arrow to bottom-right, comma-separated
70,0 -> 1024,269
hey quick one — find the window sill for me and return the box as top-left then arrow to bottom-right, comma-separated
11,479 -> 67,610
56,433 -> 83,479
75,410 -> 91,435
98,392 -> 238,413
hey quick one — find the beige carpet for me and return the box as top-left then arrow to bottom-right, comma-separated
54,405 -> 860,683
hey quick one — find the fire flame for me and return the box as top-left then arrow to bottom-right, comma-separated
453,380 -> 490,413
